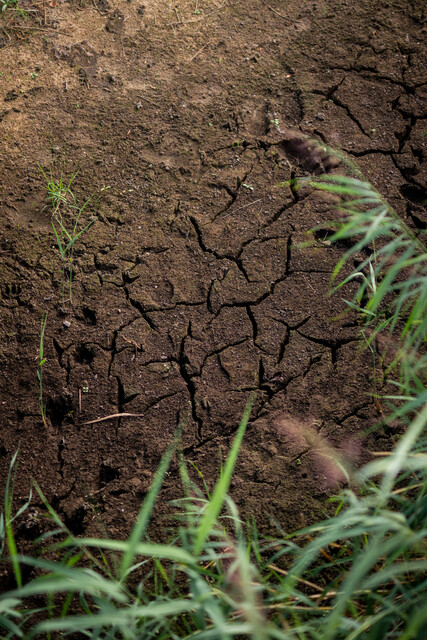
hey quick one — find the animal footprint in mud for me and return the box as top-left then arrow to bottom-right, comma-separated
276,129 -> 340,174
2,283 -> 21,299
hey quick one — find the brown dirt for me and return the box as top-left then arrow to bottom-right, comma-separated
0,0 -> 425,549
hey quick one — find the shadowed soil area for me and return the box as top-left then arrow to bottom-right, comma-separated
0,0 -> 425,559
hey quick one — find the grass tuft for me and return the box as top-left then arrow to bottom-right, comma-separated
40,167 -> 109,302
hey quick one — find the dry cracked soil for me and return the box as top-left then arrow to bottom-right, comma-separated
0,0 -> 426,571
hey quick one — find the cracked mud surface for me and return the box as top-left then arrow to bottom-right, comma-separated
0,0 -> 425,546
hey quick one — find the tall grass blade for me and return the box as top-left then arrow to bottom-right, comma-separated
34,600 -> 200,636
4,451 -> 23,588
193,392 -> 255,556
64,538 -> 195,566
119,418 -> 184,580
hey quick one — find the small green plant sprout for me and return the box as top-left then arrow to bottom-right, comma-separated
1,0 -> 17,13
1,0 -> 26,17
40,167 -> 109,302
37,313 -> 48,427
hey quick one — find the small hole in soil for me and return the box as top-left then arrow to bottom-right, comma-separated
0,446 -> 7,457
409,211 -> 427,230
110,488 -> 127,496
82,306 -> 97,325
46,395 -> 73,427
400,184 -> 426,205
64,506 -> 87,536
314,228 -> 334,242
314,228 -> 355,249
99,462 -> 119,488
75,344 -> 95,365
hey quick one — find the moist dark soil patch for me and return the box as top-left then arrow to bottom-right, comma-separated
0,0 -> 425,561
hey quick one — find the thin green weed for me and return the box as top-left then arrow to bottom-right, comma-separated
36,312 -> 48,427
1,0 -> 26,17
40,167 -> 109,302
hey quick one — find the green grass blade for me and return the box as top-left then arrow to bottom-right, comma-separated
65,538 -> 195,566
309,175 -> 374,188
306,182 -> 375,197
32,480 -> 115,580
34,600 -> 200,635
399,601 -> 427,640
359,402 -> 427,495
363,559 -> 427,590
64,219 -> 95,253
183,622 -> 255,639
5,557 -> 127,602
119,419 -> 184,580
0,614 -> 24,639
4,451 -> 22,588
193,392 -> 255,556
51,223 -> 66,259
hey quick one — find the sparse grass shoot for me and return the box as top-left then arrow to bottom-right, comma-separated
1,0 -> 24,16
37,312 -> 48,427
40,167 -> 108,302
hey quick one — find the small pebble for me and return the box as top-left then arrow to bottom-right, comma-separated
63,320 -> 71,328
